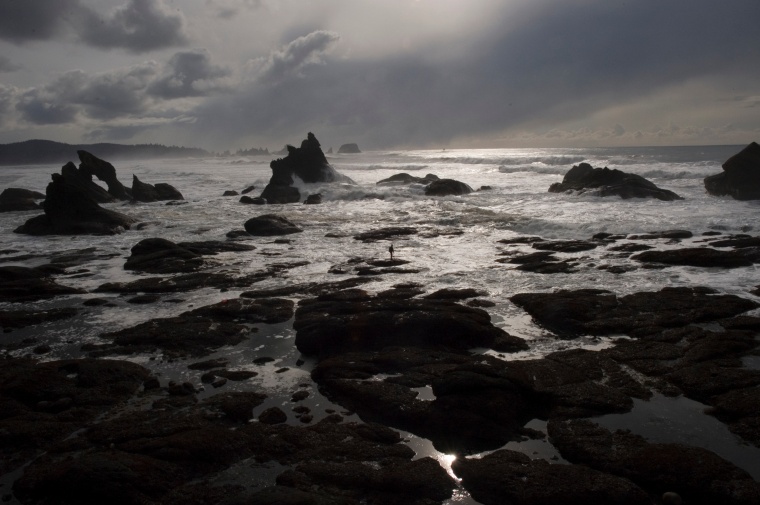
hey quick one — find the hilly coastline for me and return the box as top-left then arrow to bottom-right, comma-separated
0,139 -> 210,166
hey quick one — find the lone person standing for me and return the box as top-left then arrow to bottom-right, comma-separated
389,243 -> 394,261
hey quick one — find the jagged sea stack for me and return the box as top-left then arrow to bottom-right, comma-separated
259,133 -> 353,204
549,163 -> 682,201
704,142 -> 760,200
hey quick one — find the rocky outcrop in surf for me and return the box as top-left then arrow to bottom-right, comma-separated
704,142 -> 760,200
77,150 -> 130,200
337,143 -> 361,154
259,133 -> 353,204
14,171 -> 137,235
0,188 -> 44,212
549,162 -> 683,201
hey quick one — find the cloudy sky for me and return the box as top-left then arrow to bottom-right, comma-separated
1,0 -> 759,151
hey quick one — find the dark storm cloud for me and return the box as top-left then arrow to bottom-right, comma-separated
255,31 -> 340,84
148,50 -> 232,99
16,89 -> 79,125
0,0 -> 188,53
0,0 -> 80,44
77,0 -> 188,53
188,0 -> 760,148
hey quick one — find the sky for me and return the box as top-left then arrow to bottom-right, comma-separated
0,0 -> 759,152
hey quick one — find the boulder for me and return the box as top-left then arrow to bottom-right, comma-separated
0,188 -> 44,212
294,290 -> 527,356
704,142 -> 760,199
376,173 -> 439,185
123,238 -> 256,274
511,287 -> 759,338
304,193 -> 322,204
337,143 -> 361,154
239,195 -> 266,205
452,449 -> 651,505
132,175 -> 183,202
424,178 -> 473,196
244,214 -> 303,236
77,150 -> 130,200
549,162 -> 683,201
14,172 -> 137,236
59,161 -> 116,203
259,133 -> 353,204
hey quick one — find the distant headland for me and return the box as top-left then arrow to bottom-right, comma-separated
0,139 -> 211,166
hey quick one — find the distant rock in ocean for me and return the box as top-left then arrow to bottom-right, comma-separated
14,171 -> 137,235
549,163 -> 683,201
704,142 -> 760,200
0,188 -> 45,212
377,173 -> 440,186
259,133 -> 354,204
132,175 -> 184,202
337,143 -> 361,154
424,178 -> 473,196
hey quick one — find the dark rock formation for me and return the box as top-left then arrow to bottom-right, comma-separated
704,142 -> 760,199
294,289 -> 527,356
77,150 -> 130,200
244,214 -> 303,236
337,143 -> 361,154
0,307 -> 79,329
131,175 -> 184,202
353,226 -> 418,242
0,188 -> 44,212
122,238 -> 256,274
223,190 -> 238,196
376,173 -> 439,185
259,133 -> 353,204
452,449 -> 651,505
328,257 -> 421,276
632,247 -> 759,268
549,419 -> 760,505
424,178 -> 473,196
14,172 -> 137,235
511,287 -> 758,338
304,193 -> 322,204
549,162 -> 683,200
239,195 -> 266,205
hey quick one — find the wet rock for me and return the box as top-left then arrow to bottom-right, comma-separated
337,143 -> 361,154
511,287 -> 759,338
95,269 -> 276,294
548,419 -> 760,505
708,235 -> 760,248
0,307 -> 78,329
452,449 -> 651,505
241,185 -> 256,194
353,226 -> 418,242
424,178 -> 473,196
532,239 -> 598,252
259,185 -> 300,204
123,238 -> 204,274
709,387 -> 760,446
628,230 -> 693,240
497,251 -> 578,273
0,358 -> 152,475
329,257 -> 420,276
0,188 -> 44,212
188,358 -> 229,370
423,288 -> 485,300
223,190 -> 239,196
96,317 -> 251,358
185,297 -> 294,324
259,407 -> 287,424
666,362 -> 760,402
0,265 -> 86,303
295,292 -> 527,356
637,247 -> 760,268
704,142 -> 760,200
244,214 -> 303,236
77,150 -> 130,200
240,277 -> 376,299
376,284 -> 426,299
549,162 -> 683,200
376,173 -> 439,185
131,175 -> 183,202
239,195 -> 267,204
14,171 -> 137,236
303,193 -> 322,204
608,242 -> 654,253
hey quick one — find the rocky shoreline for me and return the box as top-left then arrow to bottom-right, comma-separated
2,224 -> 760,504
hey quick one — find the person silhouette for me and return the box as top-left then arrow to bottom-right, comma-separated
389,243 -> 394,261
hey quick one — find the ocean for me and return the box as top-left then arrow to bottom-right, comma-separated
1,144 -> 759,501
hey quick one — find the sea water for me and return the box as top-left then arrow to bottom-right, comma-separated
1,145 -> 759,499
